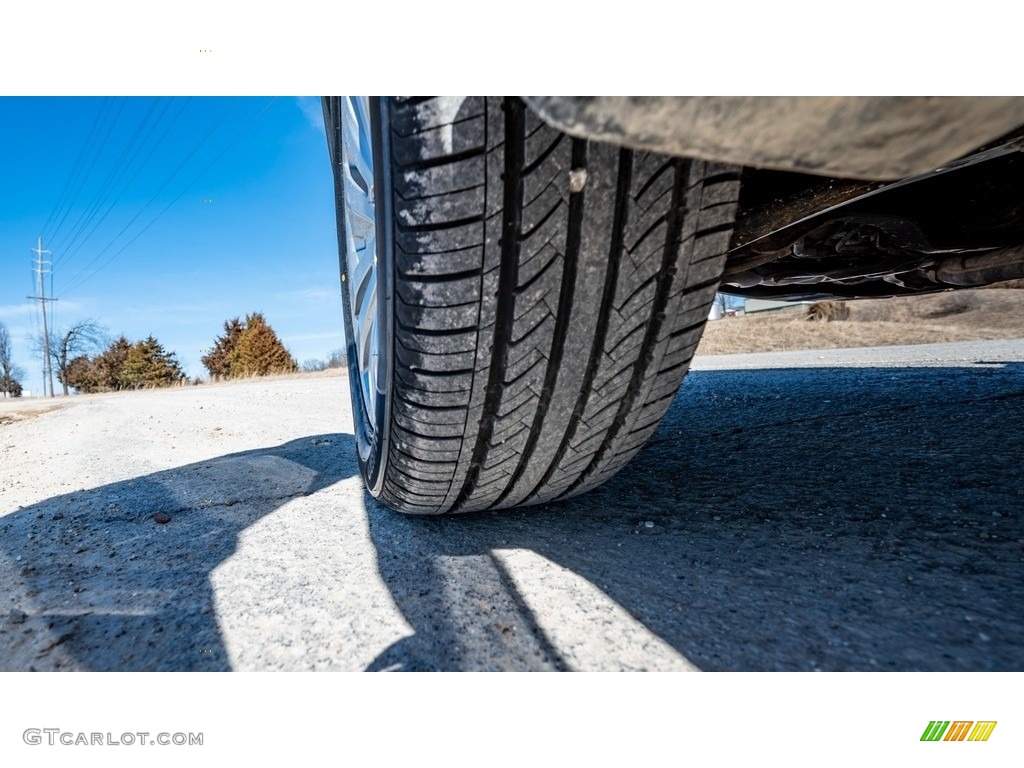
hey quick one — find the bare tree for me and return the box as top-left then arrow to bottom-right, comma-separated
0,321 -> 26,398
327,348 -> 347,369
38,319 -> 107,395
302,348 -> 347,372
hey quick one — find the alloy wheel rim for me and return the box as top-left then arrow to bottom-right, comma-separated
340,96 -> 381,431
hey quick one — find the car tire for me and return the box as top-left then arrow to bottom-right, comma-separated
324,96 -> 740,514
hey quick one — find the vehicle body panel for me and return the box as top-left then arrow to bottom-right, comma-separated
524,96 -> 1024,180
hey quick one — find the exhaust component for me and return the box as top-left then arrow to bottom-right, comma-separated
931,246 -> 1024,286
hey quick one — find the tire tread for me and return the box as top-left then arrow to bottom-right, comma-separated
371,97 -> 739,513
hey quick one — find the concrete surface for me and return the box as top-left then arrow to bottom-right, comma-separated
1,340 -> 1022,671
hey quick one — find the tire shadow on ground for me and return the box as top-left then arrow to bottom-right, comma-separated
0,434 -> 356,671
366,363 -> 1024,671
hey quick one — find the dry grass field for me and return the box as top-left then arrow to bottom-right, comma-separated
698,285 -> 1024,355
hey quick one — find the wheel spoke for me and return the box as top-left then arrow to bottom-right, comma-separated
340,96 -> 382,428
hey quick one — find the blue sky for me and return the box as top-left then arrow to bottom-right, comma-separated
0,97 -> 343,395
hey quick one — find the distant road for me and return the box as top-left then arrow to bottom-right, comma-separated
692,337 -> 1024,369
2,340 -> 1022,670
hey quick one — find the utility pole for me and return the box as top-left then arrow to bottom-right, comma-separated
28,237 -> 57,397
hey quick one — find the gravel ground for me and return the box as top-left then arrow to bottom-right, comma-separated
1,340 -> 1022,671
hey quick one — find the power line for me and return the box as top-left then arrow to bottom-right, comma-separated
46,98 -> 122,246
52,97 -> 164,262
60,98 -> 241,293
54,97 -> 189,271
63,98 -> 279,297
47,97 -> 126,247
40,98 -> 111,238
